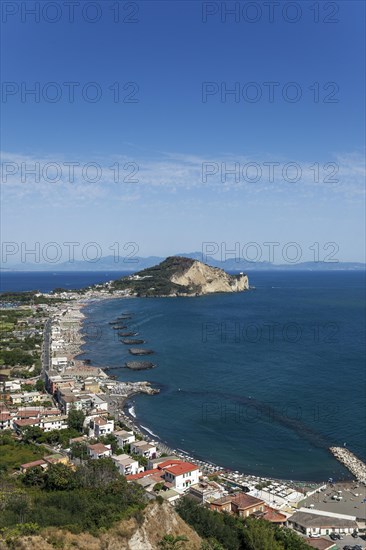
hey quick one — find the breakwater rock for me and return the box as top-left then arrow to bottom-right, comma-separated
129,348 -> 154,356
125,361 -> 155,370
118,331 -> 138,337
330,447 -> 366,482
122,338 -> 144,345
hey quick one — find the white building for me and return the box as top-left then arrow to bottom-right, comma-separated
287,508 -> 358,537
3,380 -> 21,392
163,461 -> 200,492
112,454 -> 139,476
10,392 -> 50,405
87,443 -> 112,460
0,412 -> 12,430
40,415 -> 68,432
130,440 -> 156,459
89,416 -> 114,437
114,430 -> 135,449
90,395 -> 108,411
51,357 -> 68,369
148,455 -> 179,470
189,480 -> 224,503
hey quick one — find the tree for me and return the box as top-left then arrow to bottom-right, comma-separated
35,379 -> 45,392
131,453 -> 148,467
6,492 -> 30,524
99,434 -> 120,454
67,409 -> 85,433
45,463 -> 75,491
241,518 -> 282,550
22,426 -> 44,443
75,458 -> 120,489
70,442 -> 89,460
22,466 -> 45,488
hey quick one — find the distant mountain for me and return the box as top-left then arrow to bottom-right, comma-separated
3,253 -> 365,272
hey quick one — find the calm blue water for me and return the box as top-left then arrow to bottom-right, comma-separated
0,271 -> 130,293
2,270 -> 365,481
77,271 -> 366,482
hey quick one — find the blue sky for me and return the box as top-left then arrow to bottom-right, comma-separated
1,0 -> 365,264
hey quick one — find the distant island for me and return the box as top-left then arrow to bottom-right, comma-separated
110,256 -> 249,297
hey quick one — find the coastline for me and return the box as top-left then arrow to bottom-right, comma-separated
69,294 -> 360,486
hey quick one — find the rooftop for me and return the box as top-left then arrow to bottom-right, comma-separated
133,440 -> 155,448
93,417 -> 110,426
304,538 -> 336,550
126,469 -> 157,480
231,493 -> 265,510
20,459 -> 46,469
163,462 -> 199,476
88,443 -> 111,454
112,454 -> 137,465
113,430 -> 134,438
14,418 -> 40,427
289,511 -> 357,528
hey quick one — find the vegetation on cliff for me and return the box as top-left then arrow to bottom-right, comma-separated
111,256 -> 247,297
0,432 -> 147,539
176,498 -> 311,550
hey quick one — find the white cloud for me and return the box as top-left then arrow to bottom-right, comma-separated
1,149 -> 364,204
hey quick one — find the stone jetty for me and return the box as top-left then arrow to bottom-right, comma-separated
129,348 -> 154,356
122,338 -> 144,345
330,447 -> 366,483
125,361 -> 155,370
108,380 -> 159,398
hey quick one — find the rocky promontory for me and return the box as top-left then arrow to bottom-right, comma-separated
111,256 -> 249,297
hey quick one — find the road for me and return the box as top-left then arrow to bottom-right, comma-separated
41,318 -> 51,380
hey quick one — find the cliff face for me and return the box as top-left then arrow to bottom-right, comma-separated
171,259 -> 249,294
2,502 -> 202,550
112,256 -> 249,296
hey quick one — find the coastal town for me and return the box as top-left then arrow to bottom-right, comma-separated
1,288 -> 366,550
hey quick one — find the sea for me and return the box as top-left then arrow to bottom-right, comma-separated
1,270 -> 365,482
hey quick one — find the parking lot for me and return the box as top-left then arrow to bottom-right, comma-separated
303,482 -> 366,521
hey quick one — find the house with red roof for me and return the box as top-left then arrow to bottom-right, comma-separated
126,459 -> 201,493
159,460 -> 200,492
20,459 -> 47,473
13,418 -> 41,433
210,493 -> 265,518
